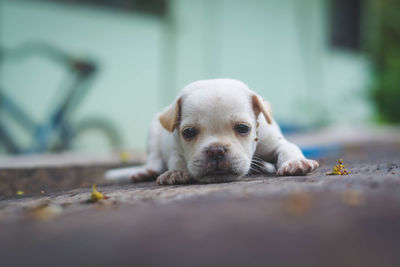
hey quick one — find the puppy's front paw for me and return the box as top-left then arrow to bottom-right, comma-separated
277,159 -> 319,176
156,170 -> 192,185
131,167 -> 159,182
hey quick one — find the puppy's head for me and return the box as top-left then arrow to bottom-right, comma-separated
159,79 -> 272,183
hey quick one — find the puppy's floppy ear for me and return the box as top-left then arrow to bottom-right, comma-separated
251,94 -> 273,124
159,97 -> 182,132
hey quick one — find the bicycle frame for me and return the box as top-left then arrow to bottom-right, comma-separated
0,42 -> 97,154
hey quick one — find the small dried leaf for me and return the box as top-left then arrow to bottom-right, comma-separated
327,158 -> 351,176
91,184 -> 104,202
90,184 -> 108,203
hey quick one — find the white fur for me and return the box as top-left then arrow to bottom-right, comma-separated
105,79 -> 318,184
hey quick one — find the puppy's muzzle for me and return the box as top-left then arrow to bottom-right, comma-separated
204,145 -> 232,175
206,146 -> 226,160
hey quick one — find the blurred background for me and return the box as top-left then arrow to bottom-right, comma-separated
0,0 -> 398,156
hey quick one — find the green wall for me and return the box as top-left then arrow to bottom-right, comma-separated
0,0 -> 372,154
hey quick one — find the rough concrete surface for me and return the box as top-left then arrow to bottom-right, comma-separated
0,143 -> 400,267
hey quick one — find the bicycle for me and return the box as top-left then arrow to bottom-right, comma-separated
0,42 -> 122,154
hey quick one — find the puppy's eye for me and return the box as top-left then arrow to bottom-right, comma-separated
234,124 -> 250,135
182,127 -> 197,140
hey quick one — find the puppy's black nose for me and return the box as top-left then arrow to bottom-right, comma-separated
206,146 -> 226,160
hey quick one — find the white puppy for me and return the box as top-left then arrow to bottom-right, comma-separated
105,79 -> 318,185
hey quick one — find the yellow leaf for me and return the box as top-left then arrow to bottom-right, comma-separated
91,184 -> 104,202
326,159 -> 350,176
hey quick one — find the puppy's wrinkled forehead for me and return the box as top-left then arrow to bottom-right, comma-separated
180,80 -> 253,126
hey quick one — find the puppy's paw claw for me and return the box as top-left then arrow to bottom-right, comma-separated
157,170 -> 192,185
277,159 -> 319,176
131,168 -> 158,182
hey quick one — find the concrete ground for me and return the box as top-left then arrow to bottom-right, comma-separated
0,134 -> 400,266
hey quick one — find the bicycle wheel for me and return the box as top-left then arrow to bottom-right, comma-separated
68,116 -> 123,154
